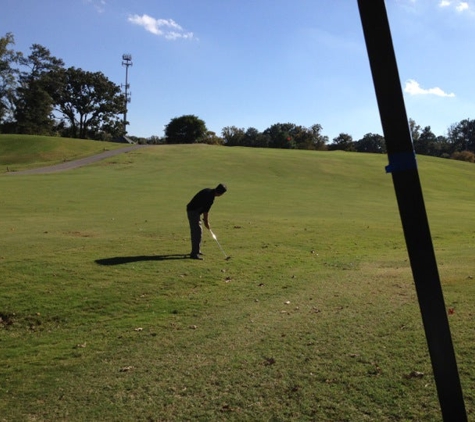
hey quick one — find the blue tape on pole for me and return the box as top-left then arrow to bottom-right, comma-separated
385,151 -> 418,173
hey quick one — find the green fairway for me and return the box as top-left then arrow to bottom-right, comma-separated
1,138 -> 475,421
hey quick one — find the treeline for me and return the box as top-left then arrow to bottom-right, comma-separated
2,32 -> 475,162
161,115 -> 475,163
0,33 -> 126,141
220,119 -> 475,162
328,119 -> 475,162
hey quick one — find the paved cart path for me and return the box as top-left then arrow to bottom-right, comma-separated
7,144 -> 147,175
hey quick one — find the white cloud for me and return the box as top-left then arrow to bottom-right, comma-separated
404,79 -> 455,97
438,0 -> 471,11
128,14 -> 194,40
456,1 -> 470,11
84,0 -> 106,13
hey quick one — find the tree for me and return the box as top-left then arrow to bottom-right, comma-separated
222,126 -> 246,146
165,115 -> 207,144
355,133 -> 386,153
329,133 -> 355,151
14,44 -> 64,134
52,67 -> 125,139
202,130 -> 223,145
308,124 -> 328,150
408,118 -> 421,145
292,124 -> 326,150
413,126 -> 436,156
447,119 -> 475,154
0,33 -> 22,128
264,123 -> 297,149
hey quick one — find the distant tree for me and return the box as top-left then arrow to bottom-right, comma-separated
222,126 -> 245,146
264,123 -> 328,150
223,123 -> 326,150
202,130 -> 223,145
264,123 -> 297,149
147,135 -> 165,144
413,126 -> 436,156
447,119 -> 475,153
165,115 -> 207,144
355,133 -> 386,153
0,33 -> 22,128
51,67 -> 125,139
408,118 -> 421,145
244,127 -> 260,147
14,44 -> 64,134
308,124 -> 328,150
292,124 -> 327,150
329,133 -> 355,151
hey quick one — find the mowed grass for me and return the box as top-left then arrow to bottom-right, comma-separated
1,138 -> 475,421
0,134 -> 125,172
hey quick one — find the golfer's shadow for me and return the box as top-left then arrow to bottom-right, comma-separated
95,254 -> 189,266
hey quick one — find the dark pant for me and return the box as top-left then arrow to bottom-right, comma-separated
187,210 -> 202,255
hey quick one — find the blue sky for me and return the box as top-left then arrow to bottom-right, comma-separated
2,0 -> 475,141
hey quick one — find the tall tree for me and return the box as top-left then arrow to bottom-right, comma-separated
413,126 -> 436,156
264,123 -> 296,149
14,44 -> 64,134
408,118 -> 421,145
447,119 -> 475,153
0,33 -> 22,127
355,133 -> 386,153
52,67 -> 125,139
309,123 -> 328,150
222,126 -> 246,146
329,133 -> 355,151
165,115 -> 207,144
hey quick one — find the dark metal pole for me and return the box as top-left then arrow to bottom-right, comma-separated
357,1 -> 467,420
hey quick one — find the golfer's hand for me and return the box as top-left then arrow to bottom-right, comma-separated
204,220 -> 210,230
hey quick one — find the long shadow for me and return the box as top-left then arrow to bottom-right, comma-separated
95,254 -> 189,266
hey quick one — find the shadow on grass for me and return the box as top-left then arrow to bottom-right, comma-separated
95,254 -> 189,266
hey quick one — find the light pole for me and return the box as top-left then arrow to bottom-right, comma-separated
122,54 -> 132,134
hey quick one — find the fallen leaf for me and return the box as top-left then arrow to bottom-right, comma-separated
263,357 -> 276,366
74,342 -> 87,349
404,371 -> 424,379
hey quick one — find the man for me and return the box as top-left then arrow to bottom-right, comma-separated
186,183 -> 227,260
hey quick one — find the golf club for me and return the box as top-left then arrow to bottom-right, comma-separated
209,229 -> 230,260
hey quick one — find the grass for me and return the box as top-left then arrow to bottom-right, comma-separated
0,134 -> 125,172
1,137 -> 475,421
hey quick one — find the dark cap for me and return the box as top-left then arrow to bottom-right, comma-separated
215,183 -> 227,194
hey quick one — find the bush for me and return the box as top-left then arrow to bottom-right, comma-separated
451,150 -> 475,163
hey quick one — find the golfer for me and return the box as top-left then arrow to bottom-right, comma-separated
186,183 -> 227,260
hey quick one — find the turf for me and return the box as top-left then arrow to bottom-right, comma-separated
1,138 -> 475,421
0,134 -> 125,172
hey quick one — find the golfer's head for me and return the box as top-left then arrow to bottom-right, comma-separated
215,183 -> 227,196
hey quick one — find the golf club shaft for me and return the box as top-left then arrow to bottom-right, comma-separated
210,230 -> 228,257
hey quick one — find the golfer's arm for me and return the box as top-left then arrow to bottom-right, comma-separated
203,212 -> 210,228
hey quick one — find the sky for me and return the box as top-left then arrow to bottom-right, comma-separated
2,0 -> 475,141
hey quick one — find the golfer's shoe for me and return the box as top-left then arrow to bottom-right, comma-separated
190,254 -> 203,260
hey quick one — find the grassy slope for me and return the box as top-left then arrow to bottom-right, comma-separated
0,134 -> 125,172
1,139 -> 475,421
